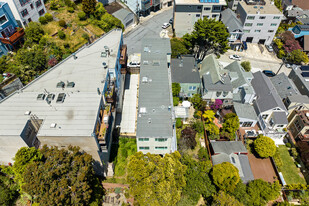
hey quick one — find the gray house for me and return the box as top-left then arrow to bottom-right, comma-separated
270,72 -> 300,100
234,102 -> 258,128
211,141 -> 254,183
289,66 -> 309,97
112,8 -> 135,28
171,56 -> 201,98
221,8 -> 243,43
252,71 -> 288,145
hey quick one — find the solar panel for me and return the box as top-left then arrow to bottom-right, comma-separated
56,93 -> 66,103
301,72 -> 309,77
300,66 -> 309,71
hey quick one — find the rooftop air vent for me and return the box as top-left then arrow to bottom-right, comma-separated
101,52 -> 107,57
102,62 -> 108,69
56,81 -> 65,88
142,77 -> 148,83
67,82 -> 75,88
140,107 -> 147,114
56,93 -> 66,103
24,111 -> 31,115
50,123 -> 57,128
47,93 -> 55,100
37,93 -> 46,100
104,46 -> 109,52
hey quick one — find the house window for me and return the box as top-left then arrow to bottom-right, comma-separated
21,9 -> 28,17
243,122 -> 253,127
203,15 -> 209,19
216,91 -> 222,97
212,14 -> 217,18
268,30 -> 274,33
247,16 -> 255,20
19,0 -> 30,6
223,91 -> 228,97
270,118 -> 274,126
36,0 -> 42,7
139,147 -> 149,150
231,157 -> 236,163
245,23 -> 253,27
139,138 -> 149,141
259,16 -> 266,19
262,114 -> 268,119
204,7 -> 211,11
243,29 -> 250,33
155,138 -> 167,142
38,9 -> 45,16
257,23 -> 263,26
0,15 -> 8,25
273,16 -> 280,19
196,14 -> 200,17
155,146 -> 168,150
255,30 -> 261,32
213,5 -> 221,11
277,125 -> 284,127
197,6 -> 202,9
271,23 -> 277,26
30,3 -> 33,9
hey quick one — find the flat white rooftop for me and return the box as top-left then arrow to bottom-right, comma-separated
175,0 -> 226,6
0,29 -> 122,137
239,0 -> 283,15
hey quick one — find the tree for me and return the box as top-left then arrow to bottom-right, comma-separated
0,167 -> 19,206
212,191 -> 244,206
44,13 -> 53,22
12,147 -> 43,185
24,22 -> 45,44
82,0 -> 96,15
197,147 -> 209,161
182,18 -> 229,60
39,16 -> 47,24
190,93 -> 202,110
176,118 -> 182,128
170,38 -> 189,58
274,0 -> 282,11
78,11 -> 87,20
58,30 -> 66,39
58,20 -> 66,27
179,127 -> 197,150
191,119 -> 204,133
212,162 -> 240,193
254,135 -> 276,158
287,49 -> 309,64
203,110 -> 215,123
126,152 -> 186,206
22,145 -> 103,206
222,113 -> 239,140
205,123 -> 219,139
173,96 -> 179,106
181,155 -> 215,202
241,61 -> 251,72
247,180 -> 281,205
172,82 -> 181,97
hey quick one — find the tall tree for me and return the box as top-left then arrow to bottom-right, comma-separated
170,38 -> 190,58
126,152 -> 186,206
82,0 -> 97,15
203,110 -> 215,123
254,135 -> 276,158
182,18 -> 229,60
212,162 -> 240,193
212,191 -> 244,206
172,82 -> 181,97
22,145 -> 103,206
222,113 -> 240,140
288,49 -> 309,64
24,22 -> 45,45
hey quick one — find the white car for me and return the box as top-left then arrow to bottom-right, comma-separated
162,23 -> 170,29
229,54 -> 242,61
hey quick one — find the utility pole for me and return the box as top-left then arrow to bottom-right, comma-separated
276,58 -> 285,75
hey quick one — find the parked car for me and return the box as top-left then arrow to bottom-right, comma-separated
265,45 -> 273,52
162,23 -> 170,29
229,54 -> 242,61
263,70 -> 276,77
169,18 -> 173,24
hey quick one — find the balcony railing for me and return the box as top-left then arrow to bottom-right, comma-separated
0,28 -> 25,45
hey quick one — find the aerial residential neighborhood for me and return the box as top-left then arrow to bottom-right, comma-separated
1,0 -> 309,205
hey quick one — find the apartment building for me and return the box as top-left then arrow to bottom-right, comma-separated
0,29 -> 125,176
288,110 -> 309,141
173,0 -> 226,37
2,0 -> 46,27
236,0 -> 283,45
136,38 -> 177,155
0,2 -> 24,56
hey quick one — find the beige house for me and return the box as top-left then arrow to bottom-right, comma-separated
288,110 -> 309,141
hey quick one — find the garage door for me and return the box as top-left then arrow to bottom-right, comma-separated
125,19 -> 133,28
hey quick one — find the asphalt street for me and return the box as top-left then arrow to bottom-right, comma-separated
124,9 -> 173,55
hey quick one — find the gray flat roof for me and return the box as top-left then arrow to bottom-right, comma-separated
211,141 -> 247,154
270,73 -> 299,99
273,111 -> 289,125
0,29 -> 122,137
288,94 -> 309,103
239,0 -> 283,15
171,56 -> 200,84
234,102 -> 257,121
136,38 -> 173,138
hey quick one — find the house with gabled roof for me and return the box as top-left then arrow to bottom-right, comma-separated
251,71 -> 288,145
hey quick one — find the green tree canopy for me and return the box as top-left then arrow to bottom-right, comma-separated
24,22 -> 45,45
190,93 -> 203,110
205,123 -> 220,139
222,113 -> 240,140
203,110 -> 215,123
82,0 -> 97,15
212,162 -> 240,193
212,191 -> 244,206
181,155 -> 215,203
172,82 -> 181,97
21,145 -> 103,206
254,135 -> 276,158
241,61 -> 251,72
183,18 -> 229,60
170,38 -> 189,58
126,152 -> 186,206
287,49 -> 309,64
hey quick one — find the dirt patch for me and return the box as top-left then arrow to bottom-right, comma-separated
103,182 -> 129,189
104,2 -> 123,14
248,153 -> 278,183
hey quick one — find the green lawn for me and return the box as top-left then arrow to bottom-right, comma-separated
277,146 -> 306,184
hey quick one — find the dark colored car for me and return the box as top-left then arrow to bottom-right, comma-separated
169,18 -> 173,24
263,70 -> 276,77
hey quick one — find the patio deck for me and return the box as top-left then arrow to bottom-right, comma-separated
98,109 -> 108,141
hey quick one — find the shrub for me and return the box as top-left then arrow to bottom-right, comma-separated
58,20 -> 66,27
39,16 -> 47,25
173,96 -> 179,106
198,147 -> 209,161
50,0 -> 59,10
273,148 -> 283,170
291,148 -> 298,158
191,119 -> 204,133
180,127 -> 197,150
64,0 -> 73,6
44,13 -> 53,22
176,118 -> 182,128
64,43 -> 70,48
67,7 -> 74,13
286,143 -> 291,148
241,61 -> 251,72
58,30 -> 66,39
78,11 -> 87,20
254,135 -> 276,158
82,33 -> 89,40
